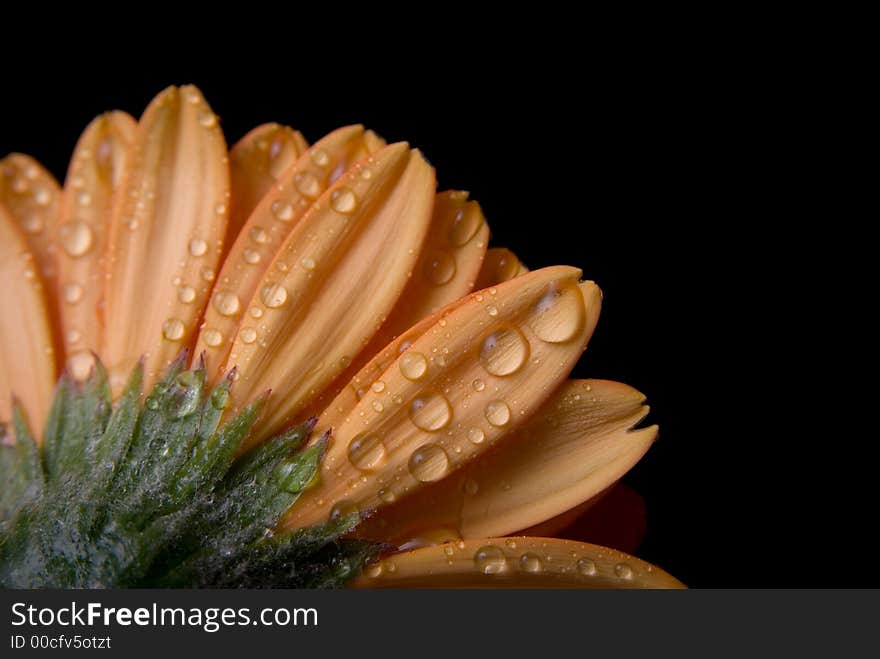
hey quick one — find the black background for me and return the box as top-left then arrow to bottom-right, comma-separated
0,42 -> 863,587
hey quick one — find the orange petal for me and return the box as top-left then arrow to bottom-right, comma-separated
304,190 -> 489,417
223,144 -> 436,447
102,85 -> 230,390
280,266 -> 601,531
195,125 -> 374,376
57,112 -> 136,379
352,537 -> 684,588
0,204 -> 57,438
227,123 -> 308,248
474,247 -> 528,289
0,153 -> 62,333
357,379 -> 655,545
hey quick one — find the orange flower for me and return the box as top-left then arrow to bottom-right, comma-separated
0,85 -> 682,588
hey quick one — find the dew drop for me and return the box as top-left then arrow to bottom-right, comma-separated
239,327 -> 257,344
449,206 -> 483,246
178,285 -> 196,303
485,400 -> 511,427
474,545 -> 507,574
360,167 -> 373,180
77,191 -> 92,207
213,291 -> 241,316
67,351 -> 96,380
378,488 -> 396,503
371,381 -> 386,393
348,432 -> 386,470
487,305 -> 498,316
520,552 -> 543,573
399,351 -> 428,380
424,249 -> 456,285
200,267 -> 215,282
66,329 -> 82,345
301,257 -> 316,270
330,187 -> 357,214
203,328 -> 223,347
189,238 -> 207,257
472,378 -> 486,392
467,427 -> 485,444
310,148 -> 329,167
615,563 -> 634,580
294,171 -> 321,198
364,561 -> 383,578
479,326 -> 530,377
21,214 -> 43,233
409,392 -> 452,431
261,282 -> 289,308
33,187 -> 51,206
249,306 -> 264,319
530,281 -> 586,343
59,221 -> 93,257
63,283 -> 83,304
197,110 -> 217,127
243,248 -> 261,264
250,226 -> 270,244
577,558 -> 597,576
271,199 -> 295,222
372,400 -> 384,413
162,318 -> 186,341
329,500 -> 359,523
408,444 -> 450,482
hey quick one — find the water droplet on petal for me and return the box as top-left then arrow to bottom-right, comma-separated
243,248 -> 261,264
331,187 -> 357,214
250,226 -> 270,244
329,500 -> 359,523
261,282 -> 288,308
615,563 -> 634,580
378,488 -> 396,503
409,392 -> 452,431
449,206 -> 483,246
310,148 -> 329,167
59,221 -> 93,257
301,257 -> 316,270
203,328 -> 223,347
530,281 -> 586,343
294,171 -> 321,198
239,327 -> 257,344
578,558 -> 597,576
271,199 -> 295,221
408,444 -> 450,482
178,285 -> 196,303
67,351 -> 96,380
467,427 -> 485,444
213,291 -> 241,316
348,432 -> 386,470
162,318 -> 186,341
199,111 -> 217,128
424,249 -> 456,285
189,238 -> 207,256
474,545 -> 507,574
472,378 -> 486,392
485,400 -> 511,427
479,326 -> 530,377
520,552 -> 543,573
63,283 -> 83,304
399,352 -> 428,380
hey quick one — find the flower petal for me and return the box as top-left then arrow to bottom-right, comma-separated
226,144 -> 436,446
0,204 -> 57,438
227,123 -> 308,247
355,378 -> 655,544
194,125 -> 376,375
101,85 -> 230,390
57,112 -> 136,379
304,190 -> 489,417
280,266 -> 601,530
0,154 -> 62,326
474,247 -> 528,289
352,537 -> 684,588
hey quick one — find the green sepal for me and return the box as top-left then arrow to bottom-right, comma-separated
0,355 -> 379,589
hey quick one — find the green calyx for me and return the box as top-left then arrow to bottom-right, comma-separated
0,353 -> 381,588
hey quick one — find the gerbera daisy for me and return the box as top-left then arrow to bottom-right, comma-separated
0,85 -> 682,588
